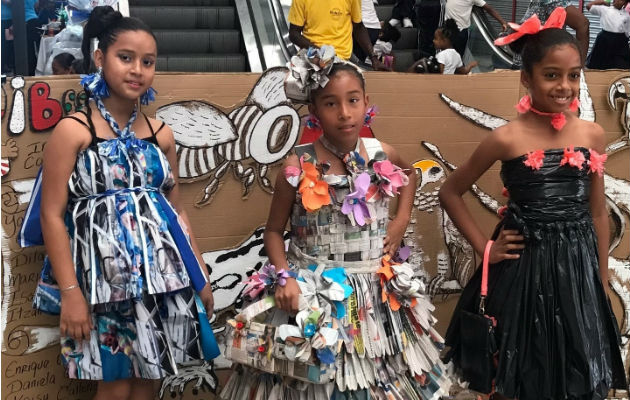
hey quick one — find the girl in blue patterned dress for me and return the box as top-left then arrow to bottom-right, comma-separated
20,6 -> 215,400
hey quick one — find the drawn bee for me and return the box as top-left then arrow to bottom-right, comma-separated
156,67 -> 300,206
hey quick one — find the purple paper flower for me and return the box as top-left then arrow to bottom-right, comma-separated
341,172 -> 371,226
242,264 -> 290,299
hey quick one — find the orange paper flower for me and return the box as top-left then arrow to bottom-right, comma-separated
376,255 -> 418,311
298,161 -> 331,212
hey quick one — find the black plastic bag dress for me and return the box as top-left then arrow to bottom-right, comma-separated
444,148 -> 627,399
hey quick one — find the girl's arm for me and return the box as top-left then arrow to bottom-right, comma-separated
588,125 -> 610,294
586,0 -> 607,10
159,124 -> 215,316
381,142 -> 415,256
456,60 -> 478,74
438,128 -> 524,262
40,118 -> 93,341
482,4 -> 508,31
265,155 -> 300,312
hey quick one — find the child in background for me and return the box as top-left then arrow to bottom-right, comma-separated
370,21 -> 401,69
441,7 -> 626,399
433,19 -> 478,74
21,6 -> 215,399
585,0 -> 630,69
220,48 -> 452,399
51,52 -> 75,74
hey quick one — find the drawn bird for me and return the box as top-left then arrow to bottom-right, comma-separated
607,76 -> 630,155
411,159 -> 475,297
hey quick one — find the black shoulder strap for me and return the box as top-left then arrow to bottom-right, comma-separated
62,110 -> 97,145
62,115 -> 90,130
142,113 -> 165,137
85,105 -> 99,146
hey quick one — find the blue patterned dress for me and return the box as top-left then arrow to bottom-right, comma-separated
20,108 -> 210,381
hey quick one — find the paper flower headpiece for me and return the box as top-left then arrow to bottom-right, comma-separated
284,45 -> 364,102
494,7 -> 567,47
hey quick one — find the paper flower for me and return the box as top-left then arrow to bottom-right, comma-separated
494,7 -> 566,46
284,165 -> 301,187
364,105 -> 378,127
588,149 -> 607,177
560,146 -> 585,170
377,255 -> 426,311
242,264 -> 290,299
515,95 -> 532,114
341,172 -> 371,226
523,149 -> 545,170
298,160 -> 331,212
342,151 -> 366,175
295,266 -> 353,320
372,159 -> 409,196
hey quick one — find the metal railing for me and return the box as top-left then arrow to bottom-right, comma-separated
235,0 -> 294,71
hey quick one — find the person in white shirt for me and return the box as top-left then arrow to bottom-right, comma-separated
354,0 -> 382,62
444,0 -> 508,57
586,0 -> 630,69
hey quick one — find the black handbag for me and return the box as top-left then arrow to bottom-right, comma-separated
459,240 -> 498,394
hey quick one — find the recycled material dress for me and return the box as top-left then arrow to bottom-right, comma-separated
20,106 -> 211,381
220,138 -> 452,400
445,147 -> 627,400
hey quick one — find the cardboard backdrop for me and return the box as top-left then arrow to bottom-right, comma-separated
1,70 -> 629,400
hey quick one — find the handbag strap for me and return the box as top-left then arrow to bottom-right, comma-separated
479,240 -> 494,314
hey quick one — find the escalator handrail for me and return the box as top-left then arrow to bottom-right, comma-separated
267,0 -> 297,61
235,0 -> 265,71
471,6 -> 517,67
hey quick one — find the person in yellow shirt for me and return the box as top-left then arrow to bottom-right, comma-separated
288,0 -> 388,70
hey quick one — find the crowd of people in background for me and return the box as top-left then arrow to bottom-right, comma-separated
1,0 -> 629,77
287,0 -> 630,74
2,0 -> 84,76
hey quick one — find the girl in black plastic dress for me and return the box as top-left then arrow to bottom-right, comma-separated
439,7 -> 627,400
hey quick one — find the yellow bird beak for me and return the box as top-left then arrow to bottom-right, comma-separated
412,159 -> 440,173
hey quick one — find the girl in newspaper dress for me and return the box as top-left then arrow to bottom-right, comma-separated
19,6 -> 215,399
220,48 -> 452,400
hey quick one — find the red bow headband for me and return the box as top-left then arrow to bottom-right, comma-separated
494,7 -> 567,46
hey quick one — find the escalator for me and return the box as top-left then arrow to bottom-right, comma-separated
468,0 -> 604,71
232,0 -> 603,73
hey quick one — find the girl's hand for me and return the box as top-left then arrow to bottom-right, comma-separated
199,283 -> 215,318
489,229 -> 525,263
384,218 -> 407,256
60,289 -> 93,342
275,278 -> 301,313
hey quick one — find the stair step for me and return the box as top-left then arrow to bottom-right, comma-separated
157,54 -> 248,72
130,0 -> 233,6
130,6 -> 236,30
392,49 -> 417,72
374,0 -> 396,5
392,27 -> 417,50
154,30 -> 241,54
375,5 -> 393,22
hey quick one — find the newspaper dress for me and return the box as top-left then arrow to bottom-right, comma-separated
221,137 -> 452,399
